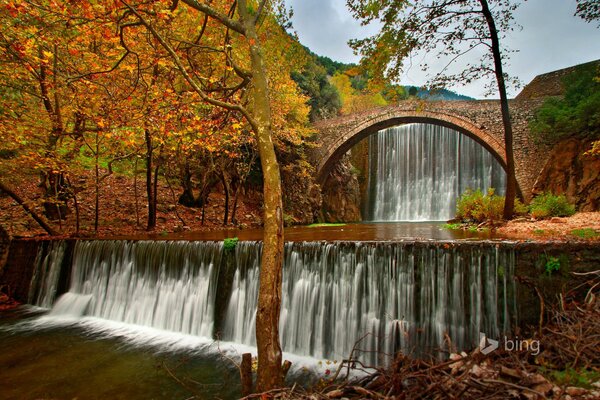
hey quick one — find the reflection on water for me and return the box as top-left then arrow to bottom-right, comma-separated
122,222 -> 495,242
0,308 -> 239,400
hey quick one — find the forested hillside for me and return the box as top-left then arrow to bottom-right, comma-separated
0,1 -> 472,238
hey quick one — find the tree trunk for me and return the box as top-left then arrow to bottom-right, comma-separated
94,138 -> 100,232
239,1 -> 285,391
220,170 -> 230,226
231,183 -> 242,225
134,157 -> 140,227
0,180 -> 59,236
145,129 -> 156,230
178,162 -> 196,207
480,0 -> 517,219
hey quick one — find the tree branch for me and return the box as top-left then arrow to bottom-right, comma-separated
0,180 -> 59,236
179,0 -> 246,34
121,1 -> 259,133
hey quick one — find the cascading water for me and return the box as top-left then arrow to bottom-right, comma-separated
48,241 -> 223,338
225,241 -> 515,364
364,123 -> 506,221
37,239 -> 516,365
28,241 -> 68,308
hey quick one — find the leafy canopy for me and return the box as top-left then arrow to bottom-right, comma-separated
530,63 -> 600,144
346,0 -> 521,93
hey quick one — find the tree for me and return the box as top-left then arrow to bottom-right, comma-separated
117,0 -> 287,390
576,0 -> 600,25
347,0 -> 520,219
531,63 -> 600,144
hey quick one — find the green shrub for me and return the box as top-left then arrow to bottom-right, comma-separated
455,188 -> 525,223
529,193 -> 576,219
223,237 -> 239,252
544,256 -> 561,276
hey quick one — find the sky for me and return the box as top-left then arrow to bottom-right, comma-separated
283,0 -> 600,99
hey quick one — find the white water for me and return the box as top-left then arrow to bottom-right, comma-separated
33,240 -> 516,365
50,240 -> 223,338
27,241 -> 67,308
224,241 -> 515,364
365,124 -> 506,221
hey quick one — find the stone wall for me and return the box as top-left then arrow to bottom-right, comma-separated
0,225 -> 9,276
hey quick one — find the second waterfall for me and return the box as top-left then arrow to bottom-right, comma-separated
364,123 -> 506,221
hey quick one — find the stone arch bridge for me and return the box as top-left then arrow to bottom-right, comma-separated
309,99 -> 548,200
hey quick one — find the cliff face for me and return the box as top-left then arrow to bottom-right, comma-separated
533,139 -> 600,211
320,156 -> 362,222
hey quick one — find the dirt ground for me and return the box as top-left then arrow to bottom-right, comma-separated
497,211 -> 600,241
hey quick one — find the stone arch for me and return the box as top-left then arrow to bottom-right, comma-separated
316,110 -> 509,189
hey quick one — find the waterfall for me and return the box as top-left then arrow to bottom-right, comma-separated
50,241 -> 223,337
364,123 -> 506,221
28,241 -> 68,308
39,240 -> 515,364
224,241 -> 515,364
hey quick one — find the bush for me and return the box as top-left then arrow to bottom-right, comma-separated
529,193 -> 576,219
223,237 -> 239,252
455,188 -> 527,224
456,188 -> 503,223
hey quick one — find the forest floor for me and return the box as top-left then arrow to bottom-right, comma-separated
0,170 -> 264,238
496,212 -> 600,241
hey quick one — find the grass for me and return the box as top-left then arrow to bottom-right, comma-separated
541,367 -> 600,389
570,228 -> 599,239
307,223 -> 346,228
442,223 -> 462,230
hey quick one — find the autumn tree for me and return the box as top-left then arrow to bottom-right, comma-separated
347,0 -> 521,219
116,0 -> 289,390
0,0 -> 141,231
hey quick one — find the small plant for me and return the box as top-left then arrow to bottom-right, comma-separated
544,256 -> 561,276
442,223 -> 462,230
283,213 -> 295,227
542,367 -> 600,389
529,192 -> 575,219
533,229 -> 545,235
223,237 -> 239,252
571,228 -> 599,239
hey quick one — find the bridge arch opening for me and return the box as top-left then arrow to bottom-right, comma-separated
317,115 -> 509,184
317,114 -> 519,222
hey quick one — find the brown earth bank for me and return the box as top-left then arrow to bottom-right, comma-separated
497,212 -> 600,241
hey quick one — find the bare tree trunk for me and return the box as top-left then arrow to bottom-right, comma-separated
0,180 -> 59,236
134,157 -> 140,227
480,0 -> 517,219
66,177 -> 80,234
145,129 -> 156,230
231,183 -> 241,225
220,170 -> 230,226
94,136 -> 100,232
239,1 -> 285,391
